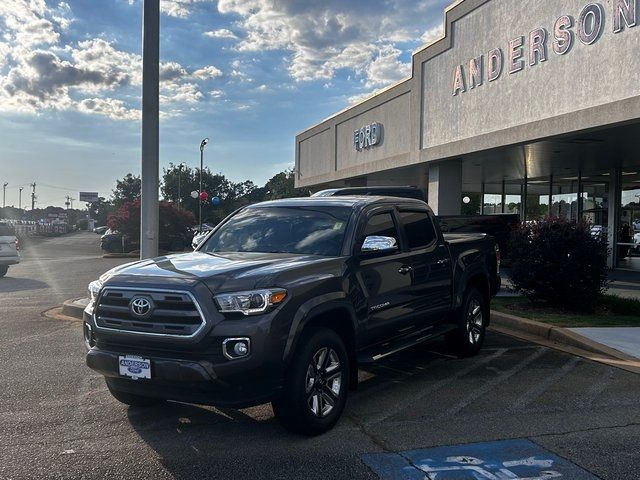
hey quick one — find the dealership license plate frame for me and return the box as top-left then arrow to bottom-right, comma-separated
118,355 -> 151,380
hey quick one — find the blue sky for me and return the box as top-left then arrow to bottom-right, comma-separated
0,0 -> 448,208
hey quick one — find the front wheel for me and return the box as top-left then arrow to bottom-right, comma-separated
105,378 -> 165,407
446,287 -> 487,357
272,328 -> 349,435
0,266 -> 8,278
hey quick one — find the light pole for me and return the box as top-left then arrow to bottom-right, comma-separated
177,162 -> 186,208
140,0 -> 160,260
199,138 -> 209,230
19,187 -> 23,211
2,183 -> 7,208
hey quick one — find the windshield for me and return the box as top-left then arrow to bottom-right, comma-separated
200,206 -> 351,256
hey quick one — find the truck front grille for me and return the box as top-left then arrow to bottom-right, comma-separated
94,287 -> 206,337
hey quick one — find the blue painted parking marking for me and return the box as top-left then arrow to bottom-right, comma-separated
361,439 -> 598,479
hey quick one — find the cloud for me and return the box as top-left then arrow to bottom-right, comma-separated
191,65 -> 223,80
217,0 -> 446,88
78,97 -> 140,121
420,25 -> 443,46
0,1 -> 218,119
204,29 -> 238,40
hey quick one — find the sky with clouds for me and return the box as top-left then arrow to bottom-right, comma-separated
0,0 -> 447,208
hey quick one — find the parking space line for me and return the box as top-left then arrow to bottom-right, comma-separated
367,348 -> 509,425
444,348 -> 548,418
510,356 -> 582,412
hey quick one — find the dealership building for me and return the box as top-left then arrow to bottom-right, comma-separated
295,0 -> 640,269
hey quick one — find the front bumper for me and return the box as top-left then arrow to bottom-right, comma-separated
86,347 -> 280,408
83,301 -> 289,408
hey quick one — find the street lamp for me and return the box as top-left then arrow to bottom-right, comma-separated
19,187 -> 23,211
177,162 -> 186,208
2,183 -> 7,208
199,138 -> 209,230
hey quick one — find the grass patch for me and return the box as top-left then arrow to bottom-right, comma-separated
491,295 -> 640,328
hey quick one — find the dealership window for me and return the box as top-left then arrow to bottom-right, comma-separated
483,183 -> 503,214
551,179 -> 579,221
526,178 -> 550,221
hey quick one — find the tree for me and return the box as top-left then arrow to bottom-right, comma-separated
264,169 -> 309,200
88,197 -> 114,226
112,174 -> 141,206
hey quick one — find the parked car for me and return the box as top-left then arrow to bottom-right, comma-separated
93,226 -> 109,235
100,229 -> 189,253
0,222 -> 20,277
84,196 -> 500,435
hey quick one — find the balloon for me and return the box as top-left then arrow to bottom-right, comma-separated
190,190 -> 199,199
211,196 -> 220,206
199,191 -> 209,201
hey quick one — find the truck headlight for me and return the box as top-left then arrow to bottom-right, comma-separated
88,280 -> 103,303
214,289 -> 287,316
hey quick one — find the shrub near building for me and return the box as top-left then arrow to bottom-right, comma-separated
509,217 -> 609,310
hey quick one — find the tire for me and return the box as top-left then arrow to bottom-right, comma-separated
105,378 -> 166,407
0,266 -> 8,278
272,328 -> 350,436
446,287 -> 487,357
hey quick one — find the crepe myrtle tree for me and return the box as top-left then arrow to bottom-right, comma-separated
509,217 -> 609,310
107,200 -> 195,246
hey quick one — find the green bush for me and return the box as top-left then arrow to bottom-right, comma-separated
509,217 -> 609,310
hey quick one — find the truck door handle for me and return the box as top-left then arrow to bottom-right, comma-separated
398,265 -> 413,275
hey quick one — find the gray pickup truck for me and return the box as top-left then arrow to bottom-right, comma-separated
84,196 -> 500,435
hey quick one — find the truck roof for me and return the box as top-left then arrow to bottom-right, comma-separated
247,196 -> 428,209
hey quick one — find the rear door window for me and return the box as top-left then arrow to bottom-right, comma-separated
399,211 -> 436,249
363,212 -> 399,240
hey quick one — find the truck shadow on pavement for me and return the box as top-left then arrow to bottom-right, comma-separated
0,277 -> 49,293
122,337 -> 476,480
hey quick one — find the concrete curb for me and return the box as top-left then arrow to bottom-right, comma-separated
490,310 -> 640,371
61,298 -> 88,320
102,253 -> 139,258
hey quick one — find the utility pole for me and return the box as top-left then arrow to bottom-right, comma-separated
19,187 -> 23,211
30,182 -> 36,211
177,162 -> 185,208
140,0 -> 160,259
2,183 -> 7,208
65,195 -> 72,209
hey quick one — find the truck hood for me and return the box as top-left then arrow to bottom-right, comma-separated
102,251 -> 337,291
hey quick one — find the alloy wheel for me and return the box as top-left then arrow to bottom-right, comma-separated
467,298 -> 483,345
305,347 -> 342,418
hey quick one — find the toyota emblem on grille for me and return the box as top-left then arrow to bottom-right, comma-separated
130,296 -> 153,318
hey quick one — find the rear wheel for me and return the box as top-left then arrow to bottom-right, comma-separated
272,328 -> 349,435
0,266 -> 8,278
105,378 -> 165,407
446,287 -> 487,357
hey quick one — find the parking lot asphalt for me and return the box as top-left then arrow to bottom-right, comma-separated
1,232 -> 639,480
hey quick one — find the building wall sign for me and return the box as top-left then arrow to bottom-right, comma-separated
452,0 -> 637,96
353,122 -> 383,151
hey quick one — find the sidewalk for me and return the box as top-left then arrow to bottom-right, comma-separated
569,327 -> 640,360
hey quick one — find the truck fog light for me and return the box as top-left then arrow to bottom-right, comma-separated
234,342 -> 248,356
223,337 -> 251,360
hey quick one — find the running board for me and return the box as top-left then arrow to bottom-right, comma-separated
357,324 -> 457,364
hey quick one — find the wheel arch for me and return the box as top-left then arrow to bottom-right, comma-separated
283,299 -> 359,390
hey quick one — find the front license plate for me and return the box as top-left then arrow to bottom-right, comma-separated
118,355 -> 151,380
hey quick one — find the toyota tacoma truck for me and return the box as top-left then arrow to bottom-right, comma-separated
84,196 -> 500,435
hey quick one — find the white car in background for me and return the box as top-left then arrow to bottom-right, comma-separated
0,222 -> 20,278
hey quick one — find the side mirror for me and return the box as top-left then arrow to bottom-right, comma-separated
361,235 -> 398,254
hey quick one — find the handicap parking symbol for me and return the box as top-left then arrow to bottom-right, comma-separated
361,439 -> 598,479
